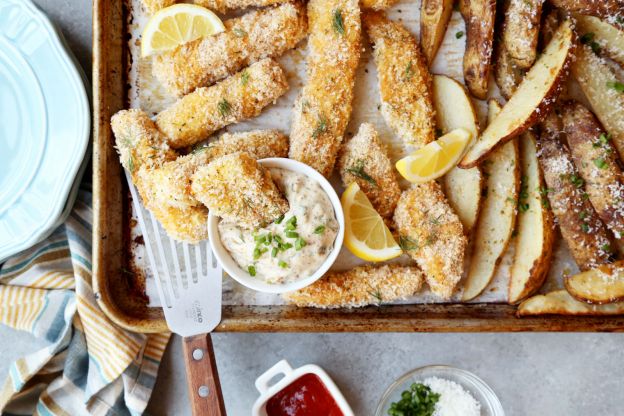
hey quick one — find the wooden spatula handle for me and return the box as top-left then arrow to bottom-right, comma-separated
183,334 -> 226,416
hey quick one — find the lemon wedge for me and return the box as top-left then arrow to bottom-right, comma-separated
341,183 -> 402,262
396,128 -> 472,183
141,4 -> 225,57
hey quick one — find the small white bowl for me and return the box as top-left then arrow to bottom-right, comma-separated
252,359 -> 354,416
208,157 -> 345,294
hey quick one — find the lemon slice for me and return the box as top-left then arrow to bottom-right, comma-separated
396,128 -> 472,183
341,183 -> 402,262
141,4 -> 225,57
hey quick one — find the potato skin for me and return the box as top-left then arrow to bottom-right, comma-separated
564,261 -> 624,305
502,0 -> 543,69
549,0 -> 624,29
420,0 -> 454,65
463,0 -> 497,99
537,112 -> 614,271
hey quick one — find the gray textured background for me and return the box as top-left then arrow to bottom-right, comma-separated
1,0 -> 622,414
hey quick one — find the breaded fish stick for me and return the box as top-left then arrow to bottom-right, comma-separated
138,130 -> 289,210
289,0 -> 361,177
153,3 -> 307,97
110,109 -> 209,243
364,12 -> 436,147
562,101 -> 624,254
191,152 -> 289,228
393,182 -> 467,299
283,264 -> 424,308
141,0 -> 176,14
195,0 -> 289,13
537,112 -> 614,271
156,59 -> 289,149
111,109 -> 177,175
361,0 -> 399,10
338,123 -> 401,218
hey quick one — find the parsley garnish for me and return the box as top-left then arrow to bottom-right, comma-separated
332,9 -> 345,35
388,383 -> 440,416
248,265 -> 256,276
602,243 -> 612,253
455,30 -> 464,39
594,157 -> 608,169
568,174 -> 584,189
233,28 -> 247,37
346,159 -> 377,186
581,222 -> 590,233
217,98 -> 232,117
607,80 -> 624,93
580,32 -> 601,53
538,185 -> 552,209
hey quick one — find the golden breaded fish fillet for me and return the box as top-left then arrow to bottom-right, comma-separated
338,123 -> 401,218
153,3 -> 307,97
110,109 -> 177,176
562,101 -> 624,255
138,130 -> 289,210
289,0 -> 361,177
156,59 -> 289,149
195,0 -> 289,13
141,0 -> 175,14
393,182 -> 467,299
191,152 -> 289,228
361,0 -> 399,10
110,109 -> 209,243
364,11 -> 436,148
283,264 -> 424,308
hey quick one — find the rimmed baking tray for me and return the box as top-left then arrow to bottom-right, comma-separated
92,0 -> 624,333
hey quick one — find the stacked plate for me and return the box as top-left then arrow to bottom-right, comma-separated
0,0 -> 90,262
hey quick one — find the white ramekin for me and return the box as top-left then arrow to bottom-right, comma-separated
208,157 -> 345,294
252,359 -> 354,416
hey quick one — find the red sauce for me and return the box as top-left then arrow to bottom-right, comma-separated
265,373 -> 344,416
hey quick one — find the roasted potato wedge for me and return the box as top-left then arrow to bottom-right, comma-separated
508,131 -> 555,304
562,101 -> 624,255
537,112 -> 615,271
462,0 -> 497,99
462,101 -> 520,301
433,75 -> 483,233
565,261 -> 624,304
573,45 -> 624,163
460,19 -> 575,168
575,14 -> 624,67
549,0 -> 624,30
493,41 -> 525,100
420,0 -> 454,65
502,0 -> 544,69
517,289 -> 624,316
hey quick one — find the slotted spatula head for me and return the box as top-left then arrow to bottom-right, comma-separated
126,172 -> 222,338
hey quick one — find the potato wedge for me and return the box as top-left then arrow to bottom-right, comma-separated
549,0 -> 624,30
575,14 -> 624,67
517,290 -> 624,316
433,75 -> 483,233
573,46 -> 624,164
493,41 -> 525,100
460,19 -> 575,168
537,112 -> 615,271
420,0 -> 454,65
565,261 -> 624,304
462,101 -> 520,301
508,131 -> 555,304
458,0 -> 470,21
502,0 -> 544,69
462,0 -> 496,99
562,101 -> 624,255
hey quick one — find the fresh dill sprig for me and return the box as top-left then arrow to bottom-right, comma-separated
346,159 -> 377,186
332,9 -> 345,35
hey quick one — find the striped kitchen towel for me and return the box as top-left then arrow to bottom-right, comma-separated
0,186 -> 170,416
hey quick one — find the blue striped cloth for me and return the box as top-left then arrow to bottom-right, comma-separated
0,186 -> 170,415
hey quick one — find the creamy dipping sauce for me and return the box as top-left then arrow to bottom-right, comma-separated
218,168 -> 339,284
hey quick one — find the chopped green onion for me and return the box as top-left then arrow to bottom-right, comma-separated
455,31 -> 464,39
274,214 -> 285,224
285,231 -> 299,239
314,225 -> 326,234
278,260 -> 288,268
607,80 -> 624,92
247,265 -> 256,276
295,238 -> 306,251
271,247 -> 278,258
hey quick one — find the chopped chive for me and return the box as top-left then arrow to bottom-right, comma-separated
280,242 -> 293,251
519,203 -> 529,213
569,174 -> 584,188
254,234 -> 267,244
248,265 -> 256,276
594,157 -> 608,169
278,260 -> 288,268
274,214 -> 285,224
332,9 -> 345,35
581,222 -> 590,233
455,31 -> 464,39
314,225 -> 326,234
295,238 -> 306,251
579,210 -> 588,220
271,247 -> 278,258
274,235 -> 283,244
285,231 -> 299,239
607,80 -> 624,93
253,247 -> 267,259
265,234 -> 273,245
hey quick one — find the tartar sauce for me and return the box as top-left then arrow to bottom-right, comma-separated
218,168 -> 338,284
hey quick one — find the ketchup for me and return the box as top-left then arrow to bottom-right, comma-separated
265,373 -> 344,416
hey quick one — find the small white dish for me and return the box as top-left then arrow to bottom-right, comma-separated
208,157 -> 345,294
375,365 -> 505,416
252,359 -> 354,416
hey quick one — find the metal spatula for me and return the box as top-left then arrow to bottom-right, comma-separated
126,172 -> 226,415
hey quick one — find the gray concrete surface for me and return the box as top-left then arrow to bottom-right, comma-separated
0,0 -> 621,415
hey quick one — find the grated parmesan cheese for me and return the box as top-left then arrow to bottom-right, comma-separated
423,377 -> 481,416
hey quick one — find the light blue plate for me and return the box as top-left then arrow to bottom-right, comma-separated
0,0 -> 90,262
